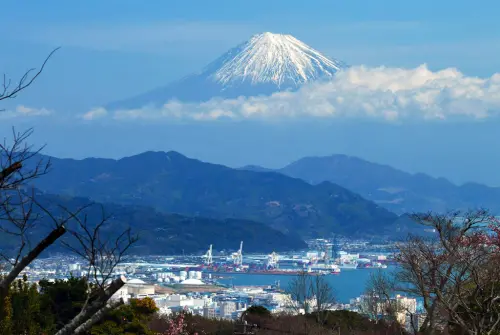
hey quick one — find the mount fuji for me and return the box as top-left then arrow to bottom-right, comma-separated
107,32 -> 347,109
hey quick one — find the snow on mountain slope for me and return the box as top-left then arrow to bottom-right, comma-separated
107,32 -> 347,109
205,32 -> 346,87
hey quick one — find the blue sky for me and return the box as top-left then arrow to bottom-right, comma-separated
2,0 -> 500,185
3,0 -> 500,110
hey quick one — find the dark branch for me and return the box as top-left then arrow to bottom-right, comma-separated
0,47 -> 60,108
54,276 -> 127,335
0,225 -> 66,291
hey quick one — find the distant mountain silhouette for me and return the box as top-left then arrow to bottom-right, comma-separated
107,32 -> 347,109
243,154 -> 500,214
30,151 -> 402,238
239,165 -> 274,173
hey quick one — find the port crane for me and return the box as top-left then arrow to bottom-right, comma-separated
266,252 -> 279,269
203,244 -> 213,266
331,234 -> 339,261
232,241 -> 243,267
322,244 -> 332,265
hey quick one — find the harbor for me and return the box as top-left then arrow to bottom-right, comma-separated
115,238 -> 393,290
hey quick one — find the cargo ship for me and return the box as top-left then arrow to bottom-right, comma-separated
203,269 -> 320,276
358,262 -> 388,269
337,251 -> 359,269
308,263 -> 341,274
202,268 -> 338,276
338,261 -> 358,270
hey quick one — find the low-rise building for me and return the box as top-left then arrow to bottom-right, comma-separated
220,301 -> 237,319
203,305 -> 216,319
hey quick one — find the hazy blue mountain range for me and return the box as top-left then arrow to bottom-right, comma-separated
243,154 -> 500,214
28,151 -> 405,238
0,191 -> 306,256
107,32 -> 347,109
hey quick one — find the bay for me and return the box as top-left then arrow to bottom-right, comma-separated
217,266 -> 396,303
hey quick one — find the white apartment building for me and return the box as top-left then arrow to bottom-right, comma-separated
220,301 -> 237,318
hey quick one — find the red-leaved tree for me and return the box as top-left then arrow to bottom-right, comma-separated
392,209 -> 500,335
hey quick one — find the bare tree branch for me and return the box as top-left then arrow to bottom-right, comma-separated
393,209 -> 500,335
285,271 -> 336,332
311,274 -> 336,324
0,49 -> 141,333
72,298 -> 125,335
0,225 -> 65,291
0,47 -> 60,109
55,276 -> 127,335
0,129 -> 138,333
0,127 -> 51,193
286,271 -> 313,315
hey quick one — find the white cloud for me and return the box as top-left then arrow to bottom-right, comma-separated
81,107 -> 108,120
87,64 -> 500,122
0,105 -> 53,118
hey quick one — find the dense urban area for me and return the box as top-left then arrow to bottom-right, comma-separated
4,237 -> 425,332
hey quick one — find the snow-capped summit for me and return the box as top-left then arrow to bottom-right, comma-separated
206,32 -> 346,87
107,32 -> 347,109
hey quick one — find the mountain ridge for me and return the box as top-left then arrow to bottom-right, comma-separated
0,191 -> 306,255
29,150 -> 402,238
242,154 -> 500,214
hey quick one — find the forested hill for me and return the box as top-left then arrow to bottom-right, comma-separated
30,151 -> 402,238
0,192 -> 307,256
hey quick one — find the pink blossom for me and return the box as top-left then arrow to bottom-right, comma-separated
159,312 -> 197,335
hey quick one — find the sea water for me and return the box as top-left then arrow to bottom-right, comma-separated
218,266 -> 396,303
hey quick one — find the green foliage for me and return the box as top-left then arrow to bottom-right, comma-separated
0,276 -> 92,334
0,275 -> 45,335
245,305 -> 271,318
38,276 -> 93,332
0,280 -> 407,335
0,276 -> 159,335
90,297 -> 158,335
10,275 -> 43,335
0,293 -> 13,335
322,310 -> 379,332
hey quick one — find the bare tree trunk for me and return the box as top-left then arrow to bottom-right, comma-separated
311,274 -> 335,325
0,224 -> 67,324
0,225 -> 66,292
55,276 -> 127,335
0,51 -> 139,334
72,299 -> 124,335
0,162 -> 22,184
